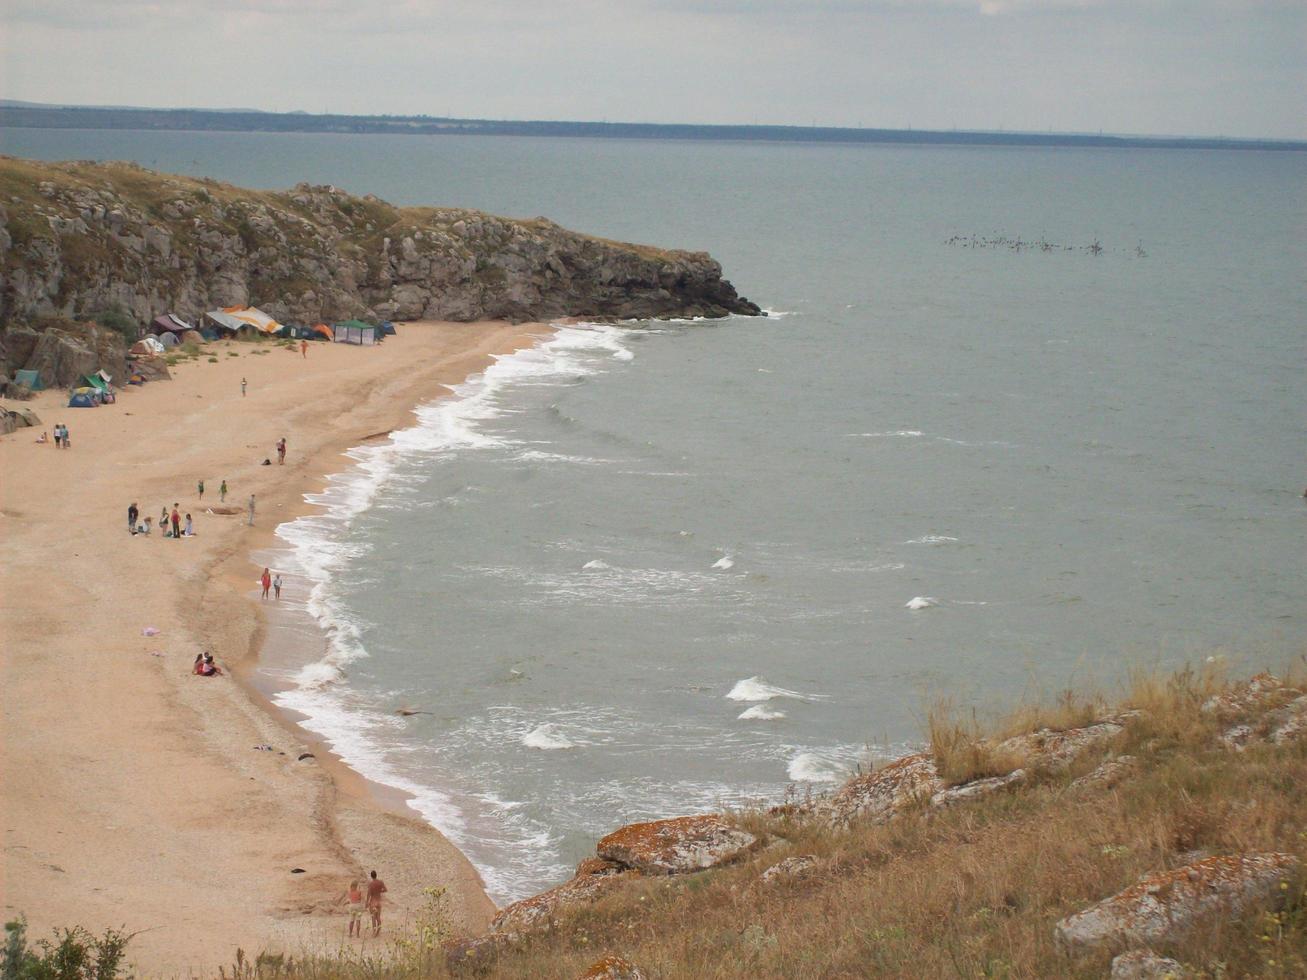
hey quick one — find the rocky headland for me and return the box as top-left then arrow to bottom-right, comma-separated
0,156 -> 761,328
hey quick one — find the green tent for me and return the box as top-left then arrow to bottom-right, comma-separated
82,374 -> 109,392
14,369 -> 44,390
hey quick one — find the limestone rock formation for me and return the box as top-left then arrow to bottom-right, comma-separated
490,869 -> 631,936
0,158 -> 761,327
930,768 -> 1027,808
0,317 -> 127,391
1068,756 -> 1138,794
759,854 -> 819,885
826,753 -> 941,826
1110,949 -> 1186,979
596,815 -> 761,875
993,720 -> 1125,771
1054,853 -> 1298,951
576,954 -> 650,979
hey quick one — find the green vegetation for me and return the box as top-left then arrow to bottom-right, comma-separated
3,917 -> 132,980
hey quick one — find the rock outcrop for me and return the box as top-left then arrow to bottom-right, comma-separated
596,815 -> 760,875
0,317 -> 127,391
576,955 -> 649,980
1110,949 -> 1186,979
1054,853 -> 1298,951
0,157 -> 761,327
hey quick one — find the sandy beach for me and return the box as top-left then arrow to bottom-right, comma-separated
0,321 -> 549,974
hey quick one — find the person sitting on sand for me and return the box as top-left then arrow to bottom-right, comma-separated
193,652 -> 222,677
140,516 -> 152,536
339,881 -> 366,938
35,431 -> 48,444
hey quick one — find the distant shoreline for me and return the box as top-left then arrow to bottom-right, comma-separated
2,103 -> 1304,152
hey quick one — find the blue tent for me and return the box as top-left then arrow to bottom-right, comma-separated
15,369 -> 45,390
68,392 -> 97,408
380,321 -> 397,336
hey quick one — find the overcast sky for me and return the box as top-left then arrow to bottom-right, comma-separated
2,0 -> 1304,139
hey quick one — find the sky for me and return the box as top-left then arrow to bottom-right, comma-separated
2,0 -> 1304,140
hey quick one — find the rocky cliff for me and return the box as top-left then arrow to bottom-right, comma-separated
0,157 -> 761,326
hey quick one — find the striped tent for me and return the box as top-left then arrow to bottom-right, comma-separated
221,306 -> 283,334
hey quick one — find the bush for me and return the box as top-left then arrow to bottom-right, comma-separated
87,305 -> 139,344
2,917 -> 132,980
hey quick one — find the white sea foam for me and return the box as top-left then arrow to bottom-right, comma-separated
852,429 -> 925,438
787,751 -> 844,783
738,704 -> 786,721
726,676 -> 825,702
905,535 -> 960,545
522,723 -> 576,750
712,556 -> 735,570
266,321 -> 638,901
582,559 -> 611,571
905,596 -> 939,610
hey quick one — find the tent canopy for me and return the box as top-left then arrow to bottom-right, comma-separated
82,374 -> 108,391
222,306 -> 283,334
150,313 -> 193,335
158,331 -> 180,347
380,321 -> 397,336
14,369 -> 45,390
333,320 -> 379,346
68,392 -> 96,408
310,323 -> 334,341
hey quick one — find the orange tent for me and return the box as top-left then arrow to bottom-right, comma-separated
311,323 -> 334,341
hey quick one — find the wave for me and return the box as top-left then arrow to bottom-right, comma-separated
725,676 -> 825,703
787,751 -> 845,783
712,556 -> 735,570
522,723 -> 576,750
905,596 -> 939,610
905,535 -> 960,545
582,559 -> 611,571
738,704 -> 786,721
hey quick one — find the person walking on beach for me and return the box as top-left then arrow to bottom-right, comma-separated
366,870 -> 387,937
261,567 -> 272,600
273,573 -> 282,600
128,502 -> 138,534
197,479 -> 205,501
300,339 -> 308,359
277,437 -> 286,465
340,880 -> 365,938
248,493 -> 256,526
241,377 -> 247,397
220,479 -> 228,503
171,505 -> 181,541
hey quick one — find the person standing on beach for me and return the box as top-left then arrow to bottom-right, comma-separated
171,505 -> 181,541
277,437 -> 286,465
272,573 -> 282,600
366,870 -> 387,937
184,513 -> 194,536
241,377 -> 247,397
261,567 -> 272,600
127,502 -> 139,534
198,479 -> 205,501
220,479 -> 228,503
161,505 -> 169,534
340,880 -> 365,938
300,339 -> 308,359
248,494 -> 256,526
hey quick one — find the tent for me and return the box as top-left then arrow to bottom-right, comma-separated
380,321 -> 397,336
310,323 -> 334,342
158,331 -> 180,347
68,391 -> 97,408
204,310 -> 245,334
130,336 -> 166,356
82,373 -> 108,392
222,306 -> 283,334
14,369 -> 45,390
150,313 -> 194,335
333,320 -> 379,346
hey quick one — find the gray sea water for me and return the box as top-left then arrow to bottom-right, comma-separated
6,129 -> 1305,901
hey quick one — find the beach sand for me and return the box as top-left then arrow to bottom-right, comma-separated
0,321 -> 549,974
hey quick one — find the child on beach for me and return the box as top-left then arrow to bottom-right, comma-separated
184,514 -> 194,536
340,881 -> 365,938
272,573 -> 282,599
36,431 -> 48,444
141,516 -> 152,535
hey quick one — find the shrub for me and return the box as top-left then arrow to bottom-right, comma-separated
88,305 -> 139,344
2,916 -> 132,980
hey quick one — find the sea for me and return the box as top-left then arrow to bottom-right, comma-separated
5,128 -> 1304,902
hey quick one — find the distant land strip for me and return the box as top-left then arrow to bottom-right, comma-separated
1,103 -> 1304,152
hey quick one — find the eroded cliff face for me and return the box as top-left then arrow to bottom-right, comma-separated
0,158 -> 761,326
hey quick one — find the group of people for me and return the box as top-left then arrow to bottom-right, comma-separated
128,501 -> 194,538
340,870 -> 387,938
191,651 -> 222,677
36,423 -> 71,447
259,567 -> 283,600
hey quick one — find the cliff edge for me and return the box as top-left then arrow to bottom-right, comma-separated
0,157 -> 761,325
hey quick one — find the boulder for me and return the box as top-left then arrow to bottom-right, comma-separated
826,753 -> 941,826
1110,949 -> 1186,979
443,933 -> 509,974
27,329 -> 99,390
576,955 -> 649,980
1218,725 -> 1256,751
1054,853 -> 1298,951
130,356 -> 171,382
1201,672 -> 1297,719
1068,756 -> 1138,794
930,768 -> 1027,808
994,720 -> 1124,771
596,814 -> 760,875
759,854 -> 819,885
1269,695 -> 1307,744
491,868 -> 631,935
